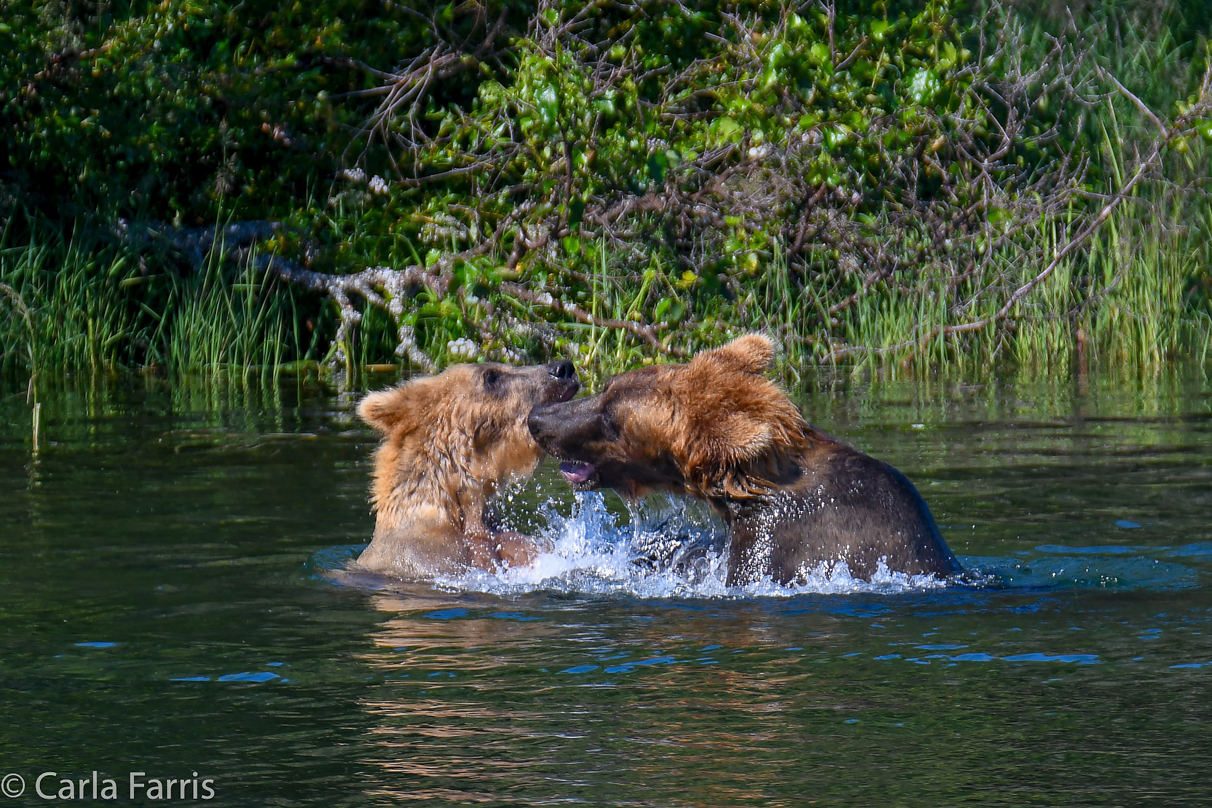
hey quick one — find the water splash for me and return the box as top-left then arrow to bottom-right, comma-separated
419,492 -> 953,599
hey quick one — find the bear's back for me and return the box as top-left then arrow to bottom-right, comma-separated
726,438 -> 961,584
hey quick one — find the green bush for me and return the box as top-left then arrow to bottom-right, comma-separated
2,0 -> 1211,381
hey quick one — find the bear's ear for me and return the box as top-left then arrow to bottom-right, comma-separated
676,383 -> 807,497
687,415 -> 776,470
357,383 -> 429,435
674,336 -> 804,494
689,334 -> 774,377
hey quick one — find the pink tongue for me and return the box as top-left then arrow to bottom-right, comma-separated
559,461 -> 595,484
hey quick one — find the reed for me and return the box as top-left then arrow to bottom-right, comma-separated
0,215 -> 302,382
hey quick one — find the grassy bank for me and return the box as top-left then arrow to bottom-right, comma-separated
0,220 -> 315,382
4,195 -> 1210,388
3,1 -> 1211,386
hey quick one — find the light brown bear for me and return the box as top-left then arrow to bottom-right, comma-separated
357,360 -> 578,578
527,335 -> 961,584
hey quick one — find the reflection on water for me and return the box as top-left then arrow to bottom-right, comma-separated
2,370 -> 1212,805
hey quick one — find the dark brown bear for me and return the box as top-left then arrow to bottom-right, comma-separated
527,335 -> 961,585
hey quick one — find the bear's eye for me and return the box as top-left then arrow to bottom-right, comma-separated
482,368 -> 503,393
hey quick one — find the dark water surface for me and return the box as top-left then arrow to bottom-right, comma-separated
3,372 -> 1212,806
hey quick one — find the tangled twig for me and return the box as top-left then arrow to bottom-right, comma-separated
827,64 -> 1212,362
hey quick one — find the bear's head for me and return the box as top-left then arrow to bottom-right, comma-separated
527,335 -> 807,500
359,360 -> 579,522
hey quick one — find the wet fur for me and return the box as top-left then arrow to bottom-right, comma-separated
528,336 -> 960,584
358,361 -> 577,578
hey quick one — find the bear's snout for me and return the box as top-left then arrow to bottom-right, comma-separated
541,360 -> 579,403
529,397 -> 606,454
529,402 -> 586,454
527,404 -> 558,448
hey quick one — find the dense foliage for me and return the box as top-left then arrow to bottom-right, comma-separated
2,0 -> 1211,382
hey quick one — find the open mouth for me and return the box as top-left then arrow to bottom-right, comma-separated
558,460 -> 598,488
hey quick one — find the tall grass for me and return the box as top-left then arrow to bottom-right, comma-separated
763,190 -> 1212,383
0,226 -> 141,375
162,245 -> 297,377
999,3 -> 1212,377
747,3 -> 1212,383
0,216 -> 303,382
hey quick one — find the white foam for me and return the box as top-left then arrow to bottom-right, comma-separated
429,492 -> 952,599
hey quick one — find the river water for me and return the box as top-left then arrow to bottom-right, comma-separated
2,370 -> 1211,806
